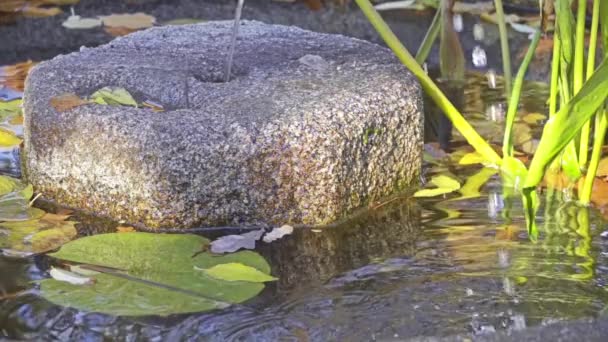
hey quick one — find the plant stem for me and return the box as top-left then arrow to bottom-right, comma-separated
549,37 -> 561,117
415,6 -> 442,65
354,0 -> 502,166
580,110 -> 607,205
494,0 -> 512,97
575,0 -> 589,166
503,30 -> 541,158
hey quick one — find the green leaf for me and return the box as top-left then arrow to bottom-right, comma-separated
523,58 -> 608,190
20,184 -> 33,201
413,174 -> 461,198
201,263 -> 277,283
459,152 -> 486,165
91,87 -> 138,107
431,174 -> 461,190
501,156 -> 528,191
40,232 -> 274,316
0,99 -> 21,111
458,167 -> 497,198
0,175 -> 18,196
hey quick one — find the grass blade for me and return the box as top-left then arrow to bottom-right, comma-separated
494,0 -> 512,97
415,6 -> 441,65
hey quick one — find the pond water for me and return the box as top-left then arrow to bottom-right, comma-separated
1,66 -> 608,341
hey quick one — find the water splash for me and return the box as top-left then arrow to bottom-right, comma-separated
225,0 -> 245,82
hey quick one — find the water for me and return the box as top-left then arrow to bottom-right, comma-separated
1,68 -> 608,340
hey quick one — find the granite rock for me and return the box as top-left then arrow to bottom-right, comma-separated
23,20 -> 422,228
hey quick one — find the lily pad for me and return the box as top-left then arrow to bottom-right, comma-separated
0,214 -> 77,256
39,232 -> 275,316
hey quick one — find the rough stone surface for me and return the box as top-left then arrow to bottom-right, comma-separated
23,20 -> 422,229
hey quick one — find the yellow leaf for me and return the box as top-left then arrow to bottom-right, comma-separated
116,225 -> 136,233
459,152 -> 486,165
0,128 -> 22,146
430,175 -> 461,190
522,112 -> 546,125
414,187 -> 456,197
22,5 -> 62,17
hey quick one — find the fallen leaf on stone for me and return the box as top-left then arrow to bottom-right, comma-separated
262,225 -> 293,243
100,13 -> 156,30
50,93 -> 88,112
0,127 -> 21,147
116,225 -> 136,233
62,15 -> 102,29
414,174 -> 461,198
162,18 -> 205,26
91,87 -> 138,107
210,229 -> 264,254
49,267 -> 94,285
141,100 -> 164,112
198,262 -> 277,283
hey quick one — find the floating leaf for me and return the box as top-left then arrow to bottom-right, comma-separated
91,87 -> 137,107
40,232 -> 274,316
413,187 -> 457,197
62,15 -> 102,29
100,13 -> 156,30
262,225 -> 293,243
200,263 -> 278,283
210,229 -> 264,254
50,93 -> 88,112
458,167 -> 497,198
0,213 -> 77,255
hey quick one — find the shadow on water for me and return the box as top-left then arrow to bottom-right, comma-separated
2,68 -> 608,340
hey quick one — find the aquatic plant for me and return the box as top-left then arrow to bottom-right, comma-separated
355,0 -> 608,237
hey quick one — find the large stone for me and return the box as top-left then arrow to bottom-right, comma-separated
23,20 -> 422,229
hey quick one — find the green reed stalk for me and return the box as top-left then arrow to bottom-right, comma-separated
580,110 -> 607,205
575,0 -> 589,166
549,37 -> 561,117
494,0 -> 512,97
416,6 -> 442,65
503,30 -> 541,158
354,0 -> 502,165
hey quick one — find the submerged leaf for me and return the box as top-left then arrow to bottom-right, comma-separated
62,15 -> 102,29
200,263 -> 278,283
414,174 -> 461,198
262,225 -> 294,243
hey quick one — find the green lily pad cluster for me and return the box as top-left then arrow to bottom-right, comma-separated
39,232 -> 277,316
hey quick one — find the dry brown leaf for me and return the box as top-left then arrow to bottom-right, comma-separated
104,25 -> 137,37
21,5 -> 62,17
9,114 -> 23,125
56,208 -> 74,216
596,157 -> 608,177
304,0 -> 322,11
116,225 -> 136,233
100,12 -> 155,29
49,93 -> 88,112
41,212 -> 72,224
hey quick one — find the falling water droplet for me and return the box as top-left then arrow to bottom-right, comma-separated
473,23 -> 484,41
472,46 -> 487,68
486,103 -> 505,122
486,69 -> 497,89
453,13 -> 463,33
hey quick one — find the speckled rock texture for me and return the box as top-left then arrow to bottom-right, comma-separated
23,20 -> 423,229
